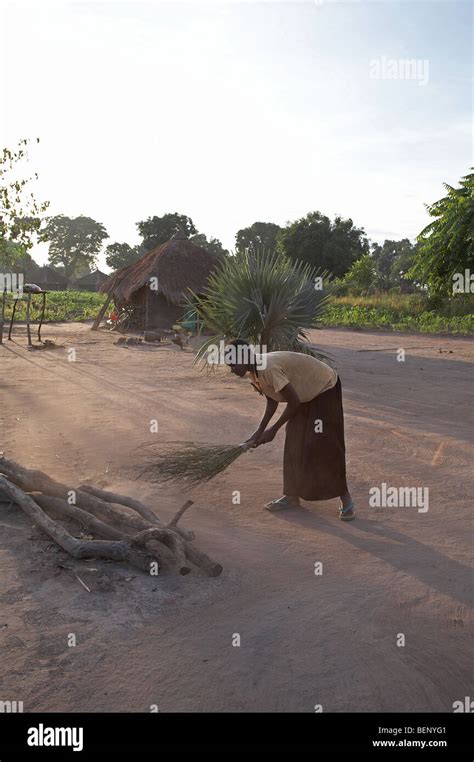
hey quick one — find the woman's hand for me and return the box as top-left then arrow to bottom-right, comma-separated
245,429 -> 263,447
254,427 -> 277,446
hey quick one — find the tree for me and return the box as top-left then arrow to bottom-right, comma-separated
407,170 -> 474,295
0,138 -> 49,266
277,211 -> 369,278
371,239 -> 418,290
136,213 -> 197,253
40,215 -> 109,279
189,233 -> 229,258
342,254 -> 376,294
191,248 -> 332,365
0,241 -> 38,272
105,242 -> 142,271
235,221 -> 282,253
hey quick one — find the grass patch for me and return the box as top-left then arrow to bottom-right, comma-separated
2,290 -> 107,323
319,294 -> 474,334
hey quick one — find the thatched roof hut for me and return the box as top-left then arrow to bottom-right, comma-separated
100,231 -> 220,330
24,265 -> 69,291
73,269 -> 108,291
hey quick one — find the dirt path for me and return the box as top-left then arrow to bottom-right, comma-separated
0,324 -> 472,711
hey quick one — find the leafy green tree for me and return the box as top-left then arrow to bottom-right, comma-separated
235,221 -> 282,253
342,254 -> 376,294
40,215 -> 109,279
371,239 -> 418,290
190,233 -> 229,258
190,248 -> 332,364
0,138 -> 49,265
105,242 -> 142,270
278,211 -> 369,278
0,241 -> 38,272
407,169 -> 474,295
136,213 -> 197,252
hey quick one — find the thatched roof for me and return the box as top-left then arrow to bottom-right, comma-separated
100,236 -> 220,304
24,265 -> 69,287
73,269 -> 108,287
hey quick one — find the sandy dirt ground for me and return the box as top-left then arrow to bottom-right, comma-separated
0,323 -> 472,712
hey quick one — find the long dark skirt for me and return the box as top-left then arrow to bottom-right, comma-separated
283,377 -> 348,501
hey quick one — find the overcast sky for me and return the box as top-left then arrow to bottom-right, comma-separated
0,0 -> 471,270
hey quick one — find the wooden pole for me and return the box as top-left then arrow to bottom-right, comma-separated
0,288 -> 6,345
145,282 -> 149,337
37,292 -> 46,342
8,298 -> 18,340
26,293 -> 32,347
91,293 -> 111,331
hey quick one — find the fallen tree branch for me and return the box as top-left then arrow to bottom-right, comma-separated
168,500 -> 194,527
132,528 -> 191,575
0,457 -> 222,576
33,493 -> 178,571
78,484 -> 164,525
33,493 -> 127,542
0,478 -> 159,572
79,484 -> 195,541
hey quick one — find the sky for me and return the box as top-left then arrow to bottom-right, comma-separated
0,0 -> 472,271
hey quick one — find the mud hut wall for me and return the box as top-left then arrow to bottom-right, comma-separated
146,291 -> 183,330
124,287 -> 182,329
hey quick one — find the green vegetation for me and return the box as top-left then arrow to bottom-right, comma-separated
407,169 -> 474,295
319,294 -> 474,335
0,138 -> 49,267
39,215 -> 109,280
3,290 -> 106,323
277,211 -> 369,278
2,136 -> 471,337
4,290 -> 472,335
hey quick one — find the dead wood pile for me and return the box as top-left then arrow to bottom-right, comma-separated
0,457 -> 223,577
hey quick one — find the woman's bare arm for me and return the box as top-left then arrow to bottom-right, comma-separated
246,396 -> 279,443
255,384 -> 301,445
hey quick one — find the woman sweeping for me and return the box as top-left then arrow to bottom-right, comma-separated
225,339 -> 355,520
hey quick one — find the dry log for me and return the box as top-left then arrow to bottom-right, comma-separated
33,493 -> 127,542
0,478 -> 159,572
0,457 -> 222,576
132,528 -> 190,575
183,544 -> 223,578
0,459 -> 148,532
78,484 -> 164,525
169,500 -> 194,527
33,493 -> 177,571
79,484 -> 195,541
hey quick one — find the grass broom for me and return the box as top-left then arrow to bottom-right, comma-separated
142,441 -> 253,486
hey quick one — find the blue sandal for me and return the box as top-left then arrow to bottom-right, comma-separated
265,496 -> 301,512
339,500 -> 356,521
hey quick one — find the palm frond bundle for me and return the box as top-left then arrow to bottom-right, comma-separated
186,248 -> 334,368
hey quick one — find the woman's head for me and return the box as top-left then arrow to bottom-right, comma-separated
224,339 -> 255,377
